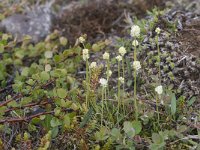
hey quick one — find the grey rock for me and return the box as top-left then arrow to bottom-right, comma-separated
0,0 -> 55,43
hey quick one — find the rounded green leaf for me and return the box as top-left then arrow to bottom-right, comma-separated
132,121 -> 142,135
40,71 -> 50,81
57,88 -> 67,99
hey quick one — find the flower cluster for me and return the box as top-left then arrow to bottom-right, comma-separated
89,62 -> 97,69
116,55 -> 122,62
103,52 -> 110,60
132,40 -> 139,47
118,77 -> 124,84
155,85 -> 163,95
119,47 -> 126,56
133,61 -> 141,71
99,78 -> 108,88
130,25 -> 140,37
155,27 -> 161,35
82,49 -> 89,61
79,36 -> 85,43
107,70 -> 112,77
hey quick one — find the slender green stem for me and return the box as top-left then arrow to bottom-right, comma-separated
106,60 -> 110,109
105,87 -> 109,112
134,44 -> 138,121
117,61 -> 121,125
156,36 -> 161,83
156,94 -> 160,125
101,87 -> 104,126
122,58 -> 125,115
118,61 -> 121,108
86,59 -> 89,108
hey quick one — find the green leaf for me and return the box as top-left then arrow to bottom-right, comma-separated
54,107 -> 61,116
50,117 -> 62,127
79,108 -> 93,128
21,67 -> 29,76
57,88 -> 67,99
54,55 -> 61,63
111,128 -> 122,141
0,43 -> 4,53
63,114 -> 71,127
42,115 -> 52,130
7,101 -> 18,107
44,51 -> 53,59
187,97 -> 196,107
40,71 -> 50,81
94,127 -> 109,141
123,121 -> 135,138
132,121 -> 142,135
0,106 -> 7,116
171,93 -> 176,115
152,133 -> 163,144
51,127 -> 59,138
21,97 -> 32,105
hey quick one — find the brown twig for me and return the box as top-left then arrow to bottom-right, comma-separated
5,100 -> 50,113
0,94 -> 23,108
0,109 -> 72,124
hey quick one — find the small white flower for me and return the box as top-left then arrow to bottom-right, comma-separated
45,64 -> 51,72
82,49 -> 89,61
132,40 -> 139,47
133,61 -> 141,71
103,52 -> 110,60
107,70 -> 112,77
44,51 -> 53,59
155,27 -> 161,34
118,47 -> 126,56
130,25 -> 140,37
118,77 -> 124,84
99,78 -> 108,87
155,85 -> 163,95
116,55 -> 122,62
89,62 -> 97,69
79,36 -> 85,43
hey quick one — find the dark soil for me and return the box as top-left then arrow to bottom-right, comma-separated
178,18 -> 200,57
54,0 -> 166,43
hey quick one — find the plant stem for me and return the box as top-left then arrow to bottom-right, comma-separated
105,87 -> 109,112
122,57 -> 125,115
134,44 -> 138,121
106,60 -> 110,111
156,35 -> 161,82
117,61 -> 121,124
156,94 -> 160,125
86,59 -> 89,108
101,87 -> 104,126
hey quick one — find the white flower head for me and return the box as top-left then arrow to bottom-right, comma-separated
79,36 -> 85,43
132,40 -> 139,47
155,85 -> 163,95
107,70 -> 112,77
82,49 -> 89,61
133,61 -> 141,71
103,52 -> 110,60
89,62 -> 97,69
99,78 -> 108,88
119,47 -> 126,56
116,55 -> 122,62
118,77 -> 124,84
44,51 -> 53,59
155,27 -> 161,35
130,25 -> 140,38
